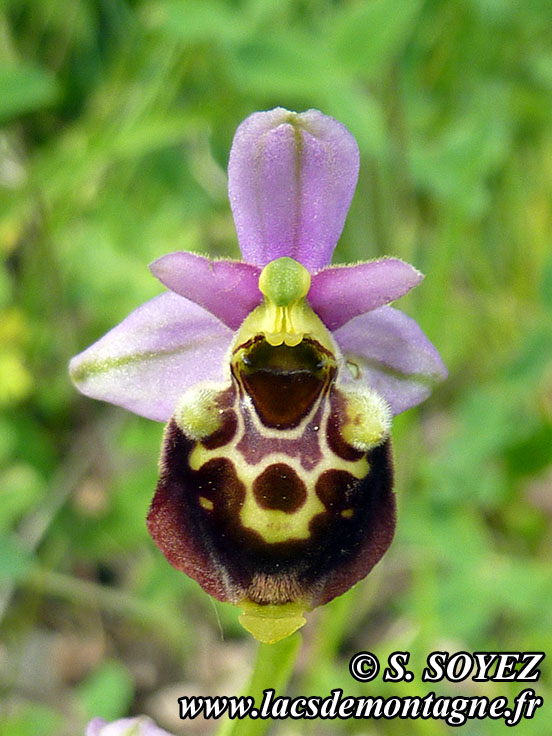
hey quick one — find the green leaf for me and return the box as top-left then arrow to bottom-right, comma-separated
0,64 -> 59,123
327,86 -> 387,157
0,464 -> 45,533
0,533 -> 34,581
104,115 -> 202,160
230,33 -> 338,99
541,254 -> 552,312
0,702 -> 62,736
145,0 -> 246,43
331,0 -> 423,79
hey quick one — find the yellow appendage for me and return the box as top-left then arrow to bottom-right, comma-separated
341,387 -> 392,451
238,600 -> 307,643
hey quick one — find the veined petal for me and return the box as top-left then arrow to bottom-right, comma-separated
309,258 -> 424,330
150,251 -> 262,329
335,306 -> 447,415
228,107 -> 359,271
69,292 -> 233,422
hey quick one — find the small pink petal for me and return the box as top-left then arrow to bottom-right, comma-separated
150,252 -> 262,330
309,258 -> 424,330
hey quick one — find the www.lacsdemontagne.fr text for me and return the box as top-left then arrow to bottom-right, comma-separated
178,687 -> 542,727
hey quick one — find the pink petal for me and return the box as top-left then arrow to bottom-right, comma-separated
228,108 -> 359,271
334,306 -> 447,415
86,717 -> 174,736
150,252 -> 262,330
70,292 -> 233,422
309,258 -> 424,329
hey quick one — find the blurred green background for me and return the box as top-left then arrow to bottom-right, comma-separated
1,0 -> 551,734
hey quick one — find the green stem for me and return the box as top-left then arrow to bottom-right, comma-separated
20,567 -> 188,647
216,634 -> 302,736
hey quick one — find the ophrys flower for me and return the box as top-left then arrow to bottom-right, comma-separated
70,108 -> 446,643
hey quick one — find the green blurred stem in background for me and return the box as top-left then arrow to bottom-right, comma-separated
216,635 -> 302,736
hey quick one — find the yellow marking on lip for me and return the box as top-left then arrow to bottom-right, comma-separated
199,496 -> 214,511
239,485 -> 324,543
189,403 -> 370,545
191,438 -> 331,543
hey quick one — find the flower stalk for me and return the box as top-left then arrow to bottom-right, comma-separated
216,634 -> 302,736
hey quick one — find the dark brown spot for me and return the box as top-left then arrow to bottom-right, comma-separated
196,456 -> 245,511
326,389 -> 364,461
215,385 -> 236,409
202,409 -> 237,450
253,463 -> 307,512
316,469 -> 358,513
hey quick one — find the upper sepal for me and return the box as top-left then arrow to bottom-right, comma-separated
228,108 -> 359,271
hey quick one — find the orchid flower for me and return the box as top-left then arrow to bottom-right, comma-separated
70,108 -> 446,643
86,716 -> 173,736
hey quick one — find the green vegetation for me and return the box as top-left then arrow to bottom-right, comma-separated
1,0 -> 551,734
